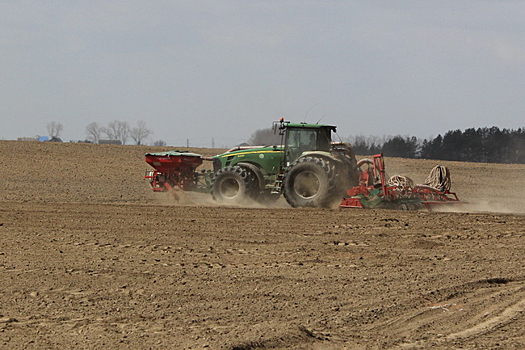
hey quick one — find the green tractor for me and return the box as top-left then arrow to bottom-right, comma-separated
211,119 -> 360,208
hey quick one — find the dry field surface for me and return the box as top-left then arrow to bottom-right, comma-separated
1,140 -> 525,349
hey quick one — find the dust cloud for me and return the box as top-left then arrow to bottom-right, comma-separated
152,185 -> 525,215
153,190 -> 290,209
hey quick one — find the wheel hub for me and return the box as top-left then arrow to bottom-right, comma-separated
219,178 -> 240,199
293,171 -> 320,199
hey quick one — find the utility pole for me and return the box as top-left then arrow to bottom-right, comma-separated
186,139 -> 189,148
212,138 -> 215,148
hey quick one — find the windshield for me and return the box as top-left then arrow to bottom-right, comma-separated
285,127 -> 331,164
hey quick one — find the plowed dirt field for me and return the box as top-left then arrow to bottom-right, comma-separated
1,140 -> 525,349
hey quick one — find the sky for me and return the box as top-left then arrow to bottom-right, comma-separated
1,1 -> 525,147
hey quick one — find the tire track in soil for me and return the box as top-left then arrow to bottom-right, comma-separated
364,278 -> 525,349
292,278 -> 525,349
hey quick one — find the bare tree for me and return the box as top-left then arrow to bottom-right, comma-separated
101,126 -> 113,140
247,128 -> 282,146
85,122 -> 103,144
104,120 -> 130,145
153,140 -> 167,147
47,122 -> 63,139
130,120 -> 152,145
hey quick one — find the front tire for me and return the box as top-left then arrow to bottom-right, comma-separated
283,156 -> 339,208
211,166 -> 257,205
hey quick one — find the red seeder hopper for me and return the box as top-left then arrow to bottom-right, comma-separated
144,151 -> 209,194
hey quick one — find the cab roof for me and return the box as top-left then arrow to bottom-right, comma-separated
284,122 -> 337,131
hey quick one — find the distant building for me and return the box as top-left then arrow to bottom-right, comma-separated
17,135 -> 49,142
98,139 -> 122,145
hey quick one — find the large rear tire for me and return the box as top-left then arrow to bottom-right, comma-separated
211,166 -> 258,205
283,156 -> 339,208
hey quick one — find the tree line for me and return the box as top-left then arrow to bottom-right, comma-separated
350,127 -> 525,164
44,120 -> 166,146
420,127 -> 525,163
247,126 -> 525,164
85,120 -> 153,145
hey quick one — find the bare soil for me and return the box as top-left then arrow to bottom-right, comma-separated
1,140 -> 525,349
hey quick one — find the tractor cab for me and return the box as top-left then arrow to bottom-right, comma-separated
274,119 -> 336,166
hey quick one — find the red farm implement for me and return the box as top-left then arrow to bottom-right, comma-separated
340,154 -> 462,211
144,151 -> 212,197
